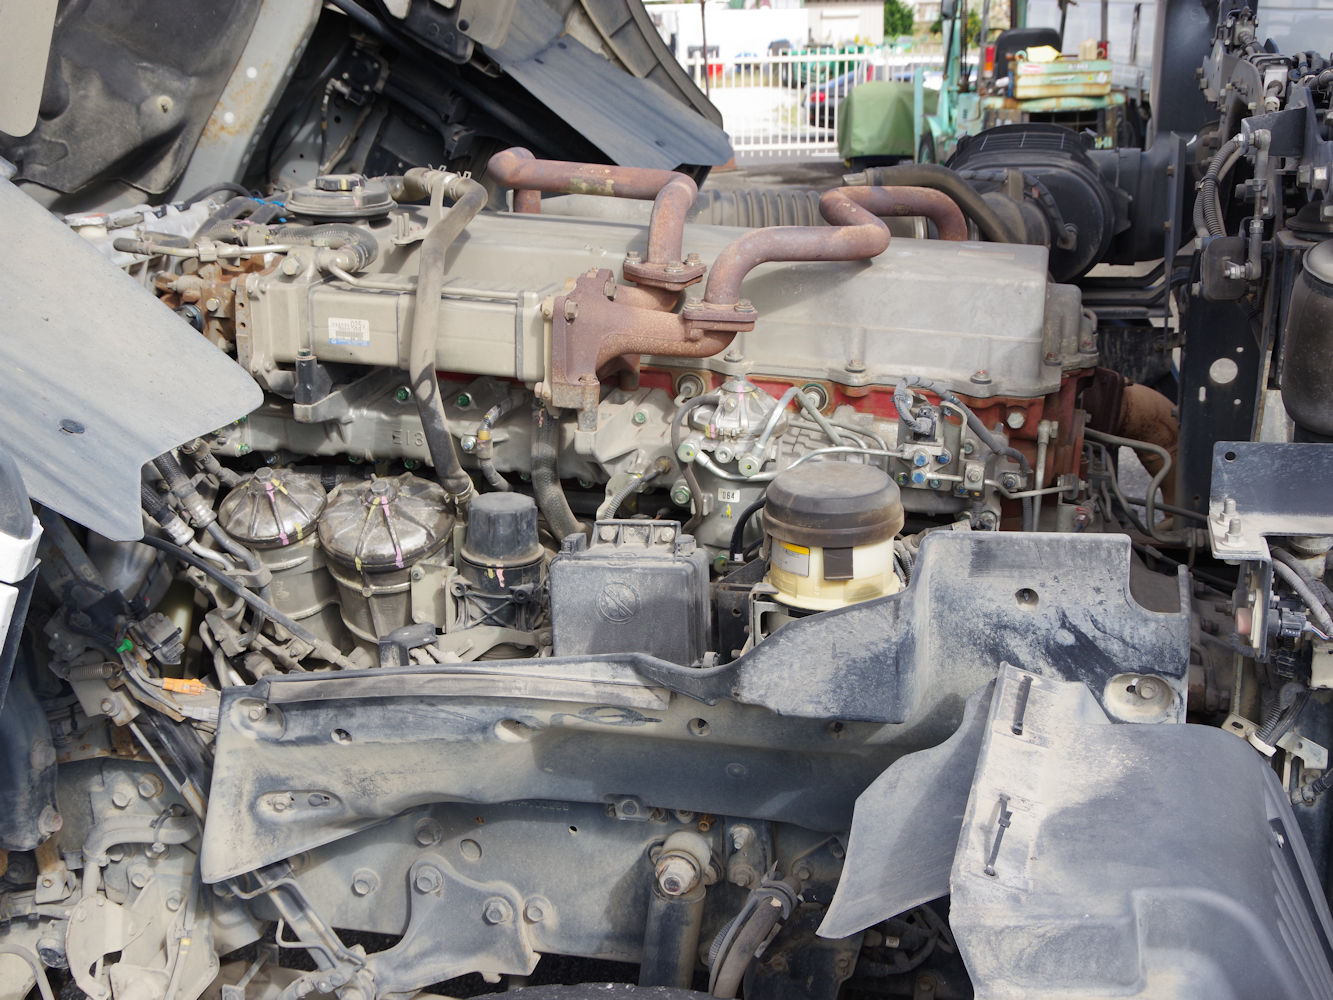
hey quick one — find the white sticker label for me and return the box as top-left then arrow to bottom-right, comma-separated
327,316 -> 371,347
771,542 -> 810,578
717,488 -> 742,503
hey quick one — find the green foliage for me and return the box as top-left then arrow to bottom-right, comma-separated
883,0 -> 915,38
929,6 -> 982,42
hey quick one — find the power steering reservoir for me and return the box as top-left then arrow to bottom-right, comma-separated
763,463 -> 905,611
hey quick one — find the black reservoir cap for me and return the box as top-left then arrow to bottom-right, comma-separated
763,462 -> 904,549
462,492 -> 542,567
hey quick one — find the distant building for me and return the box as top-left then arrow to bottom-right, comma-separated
804,0 -> 886,43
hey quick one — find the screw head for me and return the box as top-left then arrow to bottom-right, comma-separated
482,897 -> 513,924
524,899 -> 547,922
632,410 -> 648,425
456,393 -> 472,408
970,369 -> 991,385
351,869 -> 379,896
395,386 -> 411,402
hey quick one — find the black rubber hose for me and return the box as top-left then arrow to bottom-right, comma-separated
196,197 -> 268,242
671,393 -> 723,535
153,453 -> 215,528
728,495 -> 768,561
180,182 -> 253,208
531,405 -> 584,544
853,164 -> 1020,243
1198,138 -> 1242,239
137,536 -> 357,670
939,391 -> 1035,531
477,455 -> 512,492
894,377 -> 935,436
408,174 -> 488,501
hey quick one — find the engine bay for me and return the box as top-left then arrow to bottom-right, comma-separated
3,2 -> 1333,998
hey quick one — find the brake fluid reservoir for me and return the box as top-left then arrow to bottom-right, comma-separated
763,463 -> 905,611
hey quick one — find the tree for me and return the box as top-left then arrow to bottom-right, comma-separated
883,0 -> 915,38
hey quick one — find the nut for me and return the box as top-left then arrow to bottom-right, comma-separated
655,854 -> 702,896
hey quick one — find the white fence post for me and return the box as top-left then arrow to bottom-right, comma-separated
680,47 -> 946,162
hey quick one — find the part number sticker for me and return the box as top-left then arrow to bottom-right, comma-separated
771,541 -> 810,577
327,316 -> 371,347
717,488 -> 742,503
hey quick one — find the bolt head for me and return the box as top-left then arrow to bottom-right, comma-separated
970,369 -> 991,384
632,410 -> 648,425
247,705 -> 266,722
414,867 -> 443,894
524,899 -> 547,922
656,854 -> 701,897
482,897 -> 513,924
99,699 -> 116,715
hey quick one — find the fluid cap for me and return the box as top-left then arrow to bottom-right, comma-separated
218,469 -> 326,548
763,462 -> 904,548
318,474 -> 453,571
461,492 -> 542,568
286,174 -> 394,220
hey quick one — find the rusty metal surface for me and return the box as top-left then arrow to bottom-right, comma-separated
702,189 -> 891,306
488,147 -> 702,282
1118,382 -> 1180,503
837,185 -> 969,242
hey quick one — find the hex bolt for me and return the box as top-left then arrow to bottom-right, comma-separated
99,699 -> 116,716
135,778 -> 161,805
656,854 -> 702,897
129,867 -> 149,889
482,897 -> 514,924
685,252 -> 703,265
524,899 -> 547,922
281,256 -> 301,276
625,250 -> 641,262
1001,473 -> 1020,490
670,484 -> 692,507
632,410 -> 648,425
351,869 -> 379,897
970,369 -> 991,385
666,260 -> 685,275
110,786 -> 132,810
204,297 -> 221,313
1137,678 -> 1161,701
1006,409 -> 1025,429
247,705 -> 266,722
165,892 -> 184,912
413,866 -> 443,894
599,524 -> 617,542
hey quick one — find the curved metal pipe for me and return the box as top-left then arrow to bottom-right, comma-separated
702,188 -> 890,306
836,185 -> 969,241
487,147 -> 698,265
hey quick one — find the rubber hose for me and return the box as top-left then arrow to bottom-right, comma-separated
672,394 -> 723,535
854,163 -> 1020,243
196,197 -> 267,242
153,453 -> 215,527
728,496 -> 768,561
179,181 -> 253,208
710,903 -> 784,998
1200,138 -> 1242,239
531,405 -> 584,544
408,175 -> 488,500
477,454 -> 512,492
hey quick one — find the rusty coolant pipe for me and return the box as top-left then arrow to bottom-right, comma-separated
836,185 -> 969,242
1117,383 -> 1180,505
700,188 -> 891,306
487,147 -> 698,267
